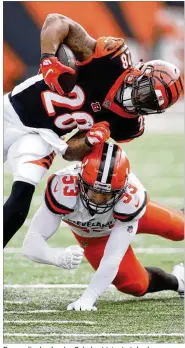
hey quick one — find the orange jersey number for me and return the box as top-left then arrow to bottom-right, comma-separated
62,175 -> 78,196
122,184 -> 138,204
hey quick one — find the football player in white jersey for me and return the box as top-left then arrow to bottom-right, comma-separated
22,143 -> 184,311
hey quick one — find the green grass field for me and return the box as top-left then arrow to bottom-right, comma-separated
4,133 -> 184,344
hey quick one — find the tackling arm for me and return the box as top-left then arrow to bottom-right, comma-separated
41,14 -> 96,60
64,131 -> 91,161
64,121 -> 111,161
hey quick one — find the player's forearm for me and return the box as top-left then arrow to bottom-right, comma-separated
22,231 -> 64,266
22,204 -> 62,265
63,131 -> 92,161
41,14 -> 96,59
81,257 -> 121,304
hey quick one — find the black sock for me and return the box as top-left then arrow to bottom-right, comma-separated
145,267 -> 178,293
4,181 -> 35,247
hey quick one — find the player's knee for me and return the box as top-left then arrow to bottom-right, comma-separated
116,274 -> 149,297
7,134 -> 54,186
170,212 -> 184,241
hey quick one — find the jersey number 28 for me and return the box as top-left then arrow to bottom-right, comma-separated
41,86 -> 94,131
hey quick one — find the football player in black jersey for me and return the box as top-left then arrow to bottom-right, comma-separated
40,13 -> 183,147
4,14 -> 183,247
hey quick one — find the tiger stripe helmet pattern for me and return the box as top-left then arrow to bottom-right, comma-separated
115,59 -> 183,116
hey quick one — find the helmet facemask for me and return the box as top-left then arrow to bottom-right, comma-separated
115,64 -> 170,115
78,174 -> 127,214
131,71 -> 163,115
79,143 -> 130,215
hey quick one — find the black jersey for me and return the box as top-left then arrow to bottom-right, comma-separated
8,37 -> 144,142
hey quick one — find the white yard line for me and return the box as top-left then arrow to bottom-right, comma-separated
4,300 -> 31,305
4,284 -> 92,289
4,247 -> 184,254
3,333 -> 184,337
4,320 -> 96,325
4,310 -> 62,314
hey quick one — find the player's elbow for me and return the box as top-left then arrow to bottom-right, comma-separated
44,13 -> 70,27
22,240 -> 31,259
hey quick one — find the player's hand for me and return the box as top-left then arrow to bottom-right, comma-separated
55,245 -> 84,269
67,298 -> 97,311
85,121 -> 110,146
67,288 -> 98,311
40,56 -> 75,95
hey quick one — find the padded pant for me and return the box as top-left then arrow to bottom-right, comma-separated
73,232 -> 150,296
138,200 -> 184,241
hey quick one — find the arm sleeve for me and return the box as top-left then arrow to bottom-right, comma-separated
22,201 -> 63,265
80,220 -> 138,302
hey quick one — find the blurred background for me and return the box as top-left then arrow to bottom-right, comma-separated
3,2 -> 184,344
3,1 -> 184,91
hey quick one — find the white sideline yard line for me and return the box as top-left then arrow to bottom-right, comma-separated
4,333 -> 184,338
4,247 -> 184,254
4,284 -> 94,289
4,310 -> 62,314
4,320 -> 96,325
4,300 -> 31,305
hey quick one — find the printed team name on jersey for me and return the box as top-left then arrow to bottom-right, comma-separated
64,218 -> 115,233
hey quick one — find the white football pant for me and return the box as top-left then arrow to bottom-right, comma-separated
4,93 -> 55,186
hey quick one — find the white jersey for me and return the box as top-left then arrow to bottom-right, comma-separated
23,163 -> 147,303
44,163 -> 147,237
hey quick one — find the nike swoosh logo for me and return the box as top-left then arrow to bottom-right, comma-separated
44,69 -> 53,79
54,182 -> 58,193
135,198 -> 140,208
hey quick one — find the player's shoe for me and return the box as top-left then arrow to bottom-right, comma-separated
180,207 -> 184,213
172,263 -> 184,297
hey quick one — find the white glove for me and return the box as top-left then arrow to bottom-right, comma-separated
67,288 -> 98,311
55,245 -> 84,269
67,298 -> 97,311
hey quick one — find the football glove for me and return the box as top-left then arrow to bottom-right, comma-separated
40,56 -> 75,95
54,245 -> 84,269
67,288 -> 98,311
85,121 -> 110,146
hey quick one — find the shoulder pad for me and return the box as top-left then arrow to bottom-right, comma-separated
45,171 -> 79,215
113,174 -> 147,222
95,37 -> 125,59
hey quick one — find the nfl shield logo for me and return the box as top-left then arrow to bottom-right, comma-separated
82,240 -> 88,247
127,225 -> 133,233
91,102 -> 101,112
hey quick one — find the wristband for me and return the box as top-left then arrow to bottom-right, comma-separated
40,53 -> 56,62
